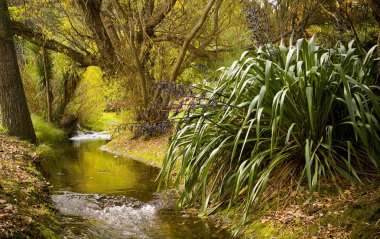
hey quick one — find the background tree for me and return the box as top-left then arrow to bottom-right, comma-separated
368,0 -> 380,77
244,0 -> 378,49
7,0 -> 247,135
0,0 -> 36,143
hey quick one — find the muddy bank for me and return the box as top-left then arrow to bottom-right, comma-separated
0,133 -> 59,238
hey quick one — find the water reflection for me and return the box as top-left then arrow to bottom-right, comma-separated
44,140 -> 158,201
42,139 -> 231,239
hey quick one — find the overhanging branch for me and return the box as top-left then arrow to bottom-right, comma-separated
11,20 -> 97,67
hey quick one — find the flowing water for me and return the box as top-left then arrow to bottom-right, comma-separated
42,132 -> 231,238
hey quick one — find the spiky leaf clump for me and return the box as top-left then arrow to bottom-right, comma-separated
159,38 -> 380,225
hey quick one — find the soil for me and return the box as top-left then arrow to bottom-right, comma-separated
0,133 -> 59,238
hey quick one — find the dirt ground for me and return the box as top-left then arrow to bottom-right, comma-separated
0,133 -> 59,238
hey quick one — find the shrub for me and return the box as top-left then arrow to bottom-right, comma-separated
158,38 -> 380,226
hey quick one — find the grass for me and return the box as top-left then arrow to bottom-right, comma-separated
32,115 -> 67,145
158,37 -> 380,232
105,129 -> 170,168
31,114 -> 67,160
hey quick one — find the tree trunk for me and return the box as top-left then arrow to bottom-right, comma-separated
76,0 -> 116,69
0,0 -> 37,143
42,47 -> 53,123
369,0 -> 380,78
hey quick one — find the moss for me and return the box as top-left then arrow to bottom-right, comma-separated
310,187 -> 380,238
40,226 -> 58,239
350,222 -> 380,239
26,165 -> 40,175
231,185 -> 380,239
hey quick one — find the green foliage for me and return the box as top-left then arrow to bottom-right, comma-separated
87,112 -> 129,131
66,66 -> 128,130
32,115 -> 67,145
159,38 -> 380,229
21,41 -> 77,119
0,125 -> 9,134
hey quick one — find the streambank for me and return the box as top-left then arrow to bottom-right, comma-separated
0,133 -> 59,238
102,130 -> 171,169
104,132 -> 380,238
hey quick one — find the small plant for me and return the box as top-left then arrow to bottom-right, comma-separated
0,125 -> 9,134
158,37 -> 380,229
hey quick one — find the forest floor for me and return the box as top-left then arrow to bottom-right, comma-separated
238,183 -> 380,238
106,131 -> 380,239
0,133 -> 59,238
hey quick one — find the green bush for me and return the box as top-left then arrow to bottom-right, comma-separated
32,115 -> 67,144
159,38 -> 380,226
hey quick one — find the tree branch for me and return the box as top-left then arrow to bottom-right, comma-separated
11,20 -> 97,67
146,0 -> 177,30
169,0 -> 217,82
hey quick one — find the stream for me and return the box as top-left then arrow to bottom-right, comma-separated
42,132 -> 231,238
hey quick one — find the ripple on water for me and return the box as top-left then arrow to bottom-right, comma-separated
53,192 -> 157,238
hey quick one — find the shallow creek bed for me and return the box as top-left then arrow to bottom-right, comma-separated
40,132 -> 231,239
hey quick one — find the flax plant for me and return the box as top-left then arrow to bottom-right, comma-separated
159,37 -> 380,228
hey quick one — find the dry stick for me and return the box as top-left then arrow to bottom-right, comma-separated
169,0 -> 217,83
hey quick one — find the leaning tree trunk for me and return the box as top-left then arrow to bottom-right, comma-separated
0,0 -> 37,143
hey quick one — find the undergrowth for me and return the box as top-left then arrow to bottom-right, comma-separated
158,37 -> 380,233
31,115 -> 67,160
32,115 -> 67,145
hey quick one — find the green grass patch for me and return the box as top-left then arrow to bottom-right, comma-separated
242,220 -> 298,239
32,115 -> 67,144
